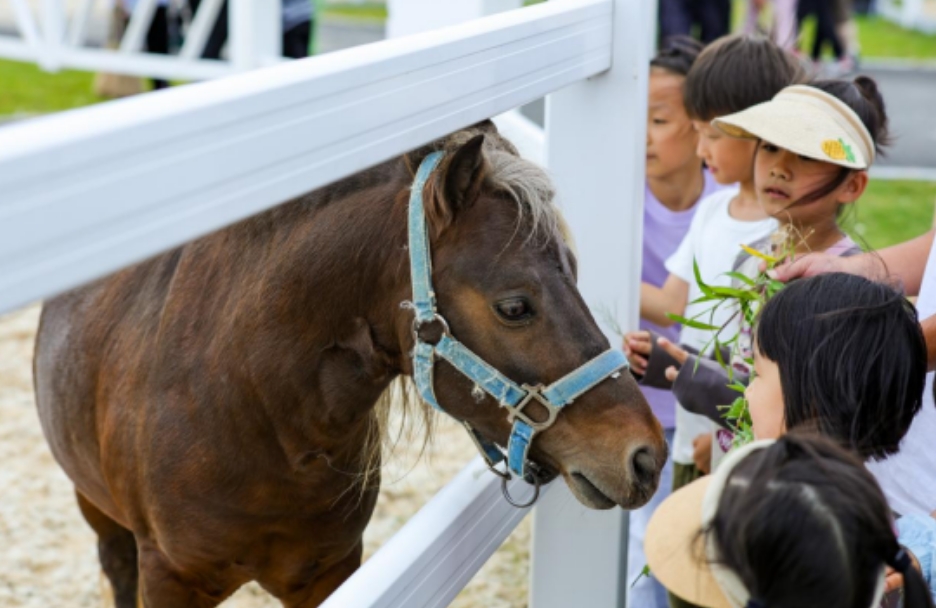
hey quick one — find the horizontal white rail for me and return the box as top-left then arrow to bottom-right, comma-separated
321,457 -> 542,608
0,0 -> 611,314
0,36 -> 237,79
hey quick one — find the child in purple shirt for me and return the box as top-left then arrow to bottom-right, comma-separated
627,36 -> 727,608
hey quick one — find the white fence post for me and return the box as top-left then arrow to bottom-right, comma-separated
39,0 -> 64,70
229,0 -> 282,69
530,0 -> 653,605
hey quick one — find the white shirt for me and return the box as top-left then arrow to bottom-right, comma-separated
664,188 -> 777,464
867,240 -> 936,516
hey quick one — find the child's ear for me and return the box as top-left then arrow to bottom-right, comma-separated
838,170 -> 869,205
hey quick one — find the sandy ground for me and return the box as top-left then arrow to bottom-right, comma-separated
0,304 -> 530,607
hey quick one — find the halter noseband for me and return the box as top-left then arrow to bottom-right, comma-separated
406,151 -> 628,505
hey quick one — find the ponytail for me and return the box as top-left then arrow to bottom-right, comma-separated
888,546 -> 935,608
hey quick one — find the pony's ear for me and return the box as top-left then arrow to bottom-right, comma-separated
445,134 -> 486,207
426,134 -> 486,233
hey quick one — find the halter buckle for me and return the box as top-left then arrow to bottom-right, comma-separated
412,313 -> 451,346
505,384 -> 561,433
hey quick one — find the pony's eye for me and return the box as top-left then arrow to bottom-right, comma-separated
494,298 -> 533,322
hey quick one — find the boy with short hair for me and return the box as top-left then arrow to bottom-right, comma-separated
623,34 -> 805,608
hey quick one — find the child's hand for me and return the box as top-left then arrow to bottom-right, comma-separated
623,331 -> 652,375
656,337 -> 689,382
692,433 -> 712,475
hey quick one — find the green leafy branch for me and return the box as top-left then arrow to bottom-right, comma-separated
665,241 -> 791,446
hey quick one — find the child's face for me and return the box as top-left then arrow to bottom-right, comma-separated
646,69 -> 699,180
746,345 -> 786,440
692,121 -> 758,186
754,141 -> 868,225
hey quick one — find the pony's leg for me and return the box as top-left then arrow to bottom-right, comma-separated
277,543 -> 363,608
136,545 -> 229,608
75,491 -> 139,608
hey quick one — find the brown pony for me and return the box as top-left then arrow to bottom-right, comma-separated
33,122 -> 666,608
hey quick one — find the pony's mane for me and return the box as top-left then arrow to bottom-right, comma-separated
443,127 -> 565,248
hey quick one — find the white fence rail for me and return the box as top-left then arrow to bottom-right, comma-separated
0,0 -> 652,606
0,0 -> 611,313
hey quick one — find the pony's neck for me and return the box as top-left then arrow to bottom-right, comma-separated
226,160 -> 415,471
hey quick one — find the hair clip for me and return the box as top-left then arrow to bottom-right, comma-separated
893,547 -> 913,573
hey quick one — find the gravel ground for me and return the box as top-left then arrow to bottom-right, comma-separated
0,304 -> 530,608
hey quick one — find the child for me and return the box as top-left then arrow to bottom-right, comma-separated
645,433 -> 936,608
628,35 -> 715,608
654,77 -> 899,439
744,273 -> 936,601
746,272 -> 926,458
625,35 -> 805,522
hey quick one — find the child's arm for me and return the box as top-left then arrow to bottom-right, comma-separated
640,274 -> 689,327
655,337 -> 742,429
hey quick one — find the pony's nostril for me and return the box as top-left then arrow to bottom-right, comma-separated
630,446 -> 658,487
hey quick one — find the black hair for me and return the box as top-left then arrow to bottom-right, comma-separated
755,272 -> 926,460
774,76 -> 892,210
684,34 -> 806,121
707,432 -> 935,608
651,36 -> 704,77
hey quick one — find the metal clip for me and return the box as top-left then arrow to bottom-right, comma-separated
504,384 -> 561,433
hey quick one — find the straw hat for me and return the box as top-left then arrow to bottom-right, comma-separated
712,85 -> 875,170
644,440 -> 774,608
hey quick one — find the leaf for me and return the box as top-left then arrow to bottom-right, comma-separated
727,381 -> 746,394
724,271 -> 756,287
693,258 -> 716,298
631,564 -> 652,588
665,314 -> 720,331
740,243 -> 779,264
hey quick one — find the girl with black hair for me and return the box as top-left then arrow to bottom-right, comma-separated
746,272 -> 926,460
646,433 -> 936,608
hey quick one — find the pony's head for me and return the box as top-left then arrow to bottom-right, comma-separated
397,124 -> 666,509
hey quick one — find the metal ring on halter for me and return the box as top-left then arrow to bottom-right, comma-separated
501,473 -> 541,509
412,313 -> 451,344
485,460 -> 511,481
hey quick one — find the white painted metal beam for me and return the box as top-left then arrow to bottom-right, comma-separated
321,458 -> 541,608
179,0 -> 227,60
119,0 -> 159,53
0,38 -> 235,79
0,0 -> 612,314
9,0 -> 42,51
66,0 -> 99,48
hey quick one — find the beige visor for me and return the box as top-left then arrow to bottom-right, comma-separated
645,438 -> 887,608
644,440 -> 774,608
712,84 -> 875,170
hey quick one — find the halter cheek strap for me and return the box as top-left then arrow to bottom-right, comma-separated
406,151 -> 628,483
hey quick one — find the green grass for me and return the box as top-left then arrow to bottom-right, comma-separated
0,58 -> 103,115
854,15 -> 936,59
320,2 -> 387,22
732,0 -> 936,59
845,180 -> 936,249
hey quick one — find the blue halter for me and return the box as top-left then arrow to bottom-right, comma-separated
407,151 -> 629,496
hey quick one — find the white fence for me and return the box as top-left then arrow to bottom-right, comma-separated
0,0 -> 282,78
0,0 -> 652,605
876,0 -> 936,34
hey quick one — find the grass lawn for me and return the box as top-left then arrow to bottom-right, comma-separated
0,58 -> 103,115
731,0 -> 936,59
846,180 -> 936,249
